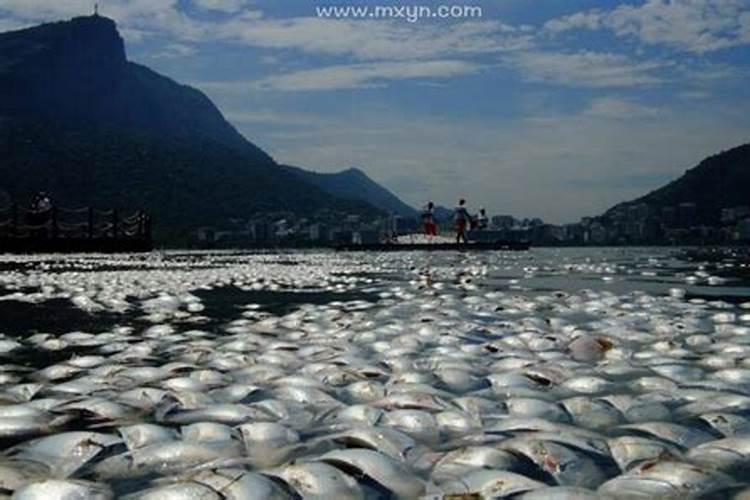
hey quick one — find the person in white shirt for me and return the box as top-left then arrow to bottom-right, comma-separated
454,199 -> 470,244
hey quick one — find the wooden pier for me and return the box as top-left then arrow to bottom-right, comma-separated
0,204 -> 153,253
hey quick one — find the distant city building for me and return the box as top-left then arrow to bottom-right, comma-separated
736,219 -> 750,241
661,206 -> 676,228
307,223 -> 329,241
677,202 -> 697,228
722,206 -> 750,225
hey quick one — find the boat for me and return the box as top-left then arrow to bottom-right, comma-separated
336,240 -> 530,252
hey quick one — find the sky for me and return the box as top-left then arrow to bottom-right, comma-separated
1,0 -> 749,223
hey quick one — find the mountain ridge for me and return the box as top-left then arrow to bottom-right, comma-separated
602,142 -> 750,225
280,164 -> 417,217
0,15 -> 420,242
0,15 -> 271,160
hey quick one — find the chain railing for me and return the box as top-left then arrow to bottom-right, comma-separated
0,204 -> 151,241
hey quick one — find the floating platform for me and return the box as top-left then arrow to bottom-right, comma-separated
336,241 -> 530,252
0,237 -> 153,254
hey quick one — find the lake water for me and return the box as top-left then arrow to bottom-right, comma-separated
1,247 -> 750,498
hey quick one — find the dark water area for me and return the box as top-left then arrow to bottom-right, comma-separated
0,298 -> 128,336
194,286 -> 379,318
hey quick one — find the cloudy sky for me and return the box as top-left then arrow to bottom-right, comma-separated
1,0 -> 749,222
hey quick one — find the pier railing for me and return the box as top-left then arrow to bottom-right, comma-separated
0,204 -> 151,241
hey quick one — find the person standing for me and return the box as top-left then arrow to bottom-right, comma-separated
476,207 -> 489,230
421,201 -> 437,238
454,199 -> 470,245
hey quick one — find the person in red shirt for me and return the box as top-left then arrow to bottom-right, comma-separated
422,201 -> 437,237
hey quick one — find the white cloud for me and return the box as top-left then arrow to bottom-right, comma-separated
257,60 -> 480,91
149,42 -> 196,59
223,110 -> 319,126
544,10 -> 603,33
0,16 -> 29,32
0,0 -> 207,41
546,0 -> 750,53
678,90 -> 712,100
0,1 -> 531,61
198,60 -> 480,92
235,104 -> 750,223
215,18 -> 531,61
583,97 -> 660,119
0,0 -> 92,20
511,51 -> 666,88
191,0 -> 249,14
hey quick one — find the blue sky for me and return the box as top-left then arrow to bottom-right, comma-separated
1,0 -> 749,222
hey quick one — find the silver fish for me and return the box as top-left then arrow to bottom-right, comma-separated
319,448 -> 425,498
12,479 -> 112,500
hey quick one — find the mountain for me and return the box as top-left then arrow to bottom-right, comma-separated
280,165 -> 416,217
433,205 -> 455,222
0,15 -> 382,243
0,15 -> 268,159
603,143 -> 750,225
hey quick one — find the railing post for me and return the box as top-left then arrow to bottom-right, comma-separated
145,215 -> 152,242
137,211 -> 144,238
11,203 -> 18,237
51,207 -> 58,239
88,207 -> 94,239
112,210 -> 119,239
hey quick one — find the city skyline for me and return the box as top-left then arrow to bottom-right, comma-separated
1,0 -> 749,223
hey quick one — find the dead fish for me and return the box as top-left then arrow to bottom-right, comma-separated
499,437 -> 608,489
559,376 -> 615,395
567,335 -> 612,363
608,435 -> 684,472
320,404 -> 384,426
506,398 -> 570,423
431,446 -> 519,484
118,424 -> 178,451
598,460 -> 732,499
9,431 -> 122,478
518,486 -> 601,499
435,410 -> 481,437
158,404 -> 271,425
192,468 -> 293,500
561,397 -> 623,430
327,426 -> 417,461
11,479 -> 112,500
599,395 -> 671,423
271,462 -> 363,500
440,469 -> 547,498
381,410 -> 440,445
118,388 -> 170,410
319,448 -> 425,498
0,460 -> 48,493
120,481 -> 220,500
687,436 -> 750,475
616,422 -> 715,449
238,422 -> 300,467
135,439 -> 241,469
697,413 -> 750,437
53,398 -> 137,421
181,422 -> 236,443
342,381 -> 386,403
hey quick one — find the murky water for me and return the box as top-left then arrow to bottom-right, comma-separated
1,247 -> 750,498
